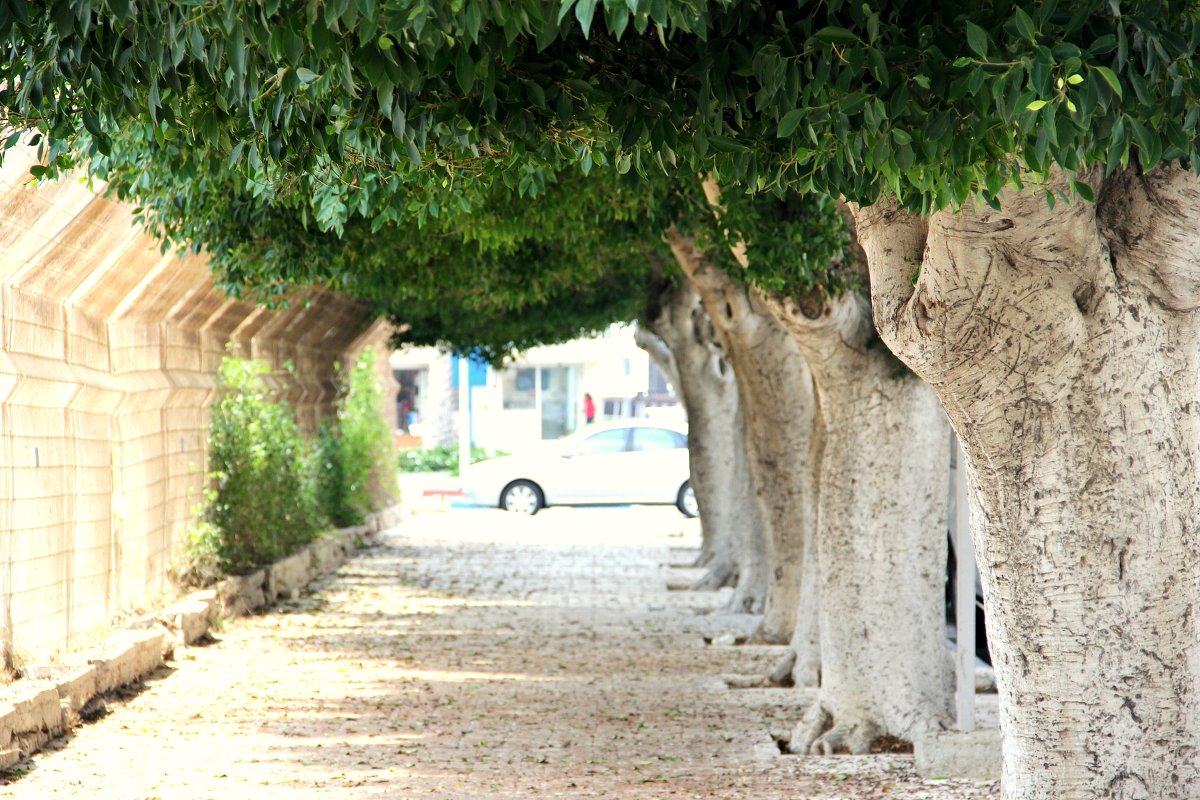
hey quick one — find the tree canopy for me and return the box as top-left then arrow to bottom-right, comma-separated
8,0 -> 1200,222
8,1 -> 1192,356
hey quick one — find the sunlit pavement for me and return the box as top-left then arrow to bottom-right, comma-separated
0,506 -> 996,800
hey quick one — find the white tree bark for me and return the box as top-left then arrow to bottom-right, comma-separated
767,290 -> 954,752
634,323 -> 726,578
637,284 -> 766,602
668,229 -> 818,642
854,165 -> 1200,799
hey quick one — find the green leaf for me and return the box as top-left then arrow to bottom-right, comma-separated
229,28 -> 247,76
965,21 -> 988,58
813,27 -> 858,46
1072,180 -> 1095,202
82,108 -> 103,137
1026,99 -> 1048,111
1093,66 -> 1123,99
1127,68 -> 1151,105
464,3 -> 482,42
574,0 -> 597,37
456,49 -> 474,93
296,68 -> 319,84
526,80 -> 545,107
777,109 -> 805,138
405,136 -> 422,166
557,0 -> 575,25
707,134 -> 740,152
839,92 -> 870,115
1089,34 -> 1117,55
1013,7 -> 1037,42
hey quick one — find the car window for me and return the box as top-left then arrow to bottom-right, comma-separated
572,429 -> 629,455
631,428 -> 686,451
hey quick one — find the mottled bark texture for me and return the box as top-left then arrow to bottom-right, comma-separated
634,324 -> 728,579
668,228 -> 818,642
767,290 -> 954,753
638,283 -> 767,604
854,165 -> 1200,799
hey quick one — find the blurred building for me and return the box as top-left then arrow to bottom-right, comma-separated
389,324 -> 681,453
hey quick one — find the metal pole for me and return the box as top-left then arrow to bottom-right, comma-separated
457,357 -> 471,479
953,434 -> 977,732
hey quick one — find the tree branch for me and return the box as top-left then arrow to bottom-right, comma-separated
850,202 -> 928,349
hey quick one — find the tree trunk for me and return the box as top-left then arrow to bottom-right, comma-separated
766,290 -> 954,752
853,165 -> 1200,798
667,228 -> 818,642
634,324 -> 718,574
639,280 -> 769,606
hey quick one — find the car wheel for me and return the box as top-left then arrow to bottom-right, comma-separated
500,480 -> 544,515
676,481 -> 699,518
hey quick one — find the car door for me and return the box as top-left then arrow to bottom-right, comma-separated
547,428 -> 635,504
626,427 -> 690,502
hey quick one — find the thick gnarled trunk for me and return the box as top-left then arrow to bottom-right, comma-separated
855,166 -> 1200,799
638,282 -> 768,606
767,291 -> 954,752
668,229 -> 818,643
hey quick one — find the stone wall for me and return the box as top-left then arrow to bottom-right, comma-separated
0,146 -> 393,667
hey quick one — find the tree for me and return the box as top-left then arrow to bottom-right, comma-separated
638,277 -> 769,609
692,184 -> 954,745
12,2 -> 1200,793
666,229 -> 819,647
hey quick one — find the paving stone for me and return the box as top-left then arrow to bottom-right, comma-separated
0,508 -> 996,800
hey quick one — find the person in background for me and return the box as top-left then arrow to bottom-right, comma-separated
583,392 -> 596,424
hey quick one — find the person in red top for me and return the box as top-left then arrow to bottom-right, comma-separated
583,392 -> 596,424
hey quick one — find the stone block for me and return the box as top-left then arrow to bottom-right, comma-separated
161,599 -> 213,645
0,702 -> 25,767
309,535 -> 342,575
91,629 -> 166,694
217,569 -> 267,616
367,504 -> 403,533
914,727 -> 1001,781
54,663 -> 98,713
266,550 -> 311,602
187,589 -> 219,622
4,681 -> 64,740
0,703 -> 14,750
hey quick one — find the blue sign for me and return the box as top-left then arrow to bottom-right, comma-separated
450,355 -> 490,388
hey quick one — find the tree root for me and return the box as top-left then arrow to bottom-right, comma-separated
790,651 -> 820,689
746,622 -> 789,645
722,581 -> 765,614
768,649 -> 797,687
788,700 -> 880,755
722,673 -> 769,689
691,560 -> 737,591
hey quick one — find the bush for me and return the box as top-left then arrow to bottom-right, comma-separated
184,355 -> 326,576
315,348 -> 401,526
398,444 -> 506,476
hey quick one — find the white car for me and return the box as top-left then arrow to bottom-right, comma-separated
462,420 -> 697,516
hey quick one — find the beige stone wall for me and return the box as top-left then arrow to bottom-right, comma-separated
0,147 -> 393,667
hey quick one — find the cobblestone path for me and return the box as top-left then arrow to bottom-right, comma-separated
0,508 -> 997,800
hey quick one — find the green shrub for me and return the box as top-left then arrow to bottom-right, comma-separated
315,347 -> 401,526
187,355 -> 326,576
315,418 -> 352,525
398,444 -> 507,476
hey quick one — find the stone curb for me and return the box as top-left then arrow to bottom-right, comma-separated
0,504 -> 401,771
914,727 -> 1002,781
